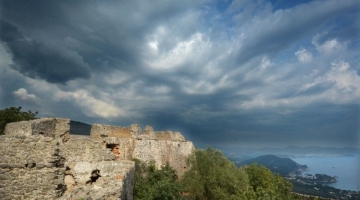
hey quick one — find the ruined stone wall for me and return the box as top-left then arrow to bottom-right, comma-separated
0,118 -> 70,199
133,139 -> 193,176
0,118 -> 135,200
59,160 -> 134,200
0,131 -> 64,199
91,124 -> 141,139
91,124 -> 195,176
0,118 -> 194,199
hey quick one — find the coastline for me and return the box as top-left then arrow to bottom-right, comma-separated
292,156 -> 360,192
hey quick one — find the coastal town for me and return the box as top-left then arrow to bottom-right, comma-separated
286,173 -> 359,200
287,173 -> 337,184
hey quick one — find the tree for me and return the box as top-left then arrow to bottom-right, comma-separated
244,163 -> 293,199
181,148 -> 250,200
133,148 -> 299,200
133,159 -> 183,200
0,106 -> 38,134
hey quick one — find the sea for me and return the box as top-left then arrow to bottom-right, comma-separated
292,156 -> 360,191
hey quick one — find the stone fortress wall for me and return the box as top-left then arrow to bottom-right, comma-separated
0,118 -> 194,200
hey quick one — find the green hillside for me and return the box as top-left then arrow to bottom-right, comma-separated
239,154 -> 308,176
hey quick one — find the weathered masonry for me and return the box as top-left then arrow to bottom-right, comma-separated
0,118 -> 194,200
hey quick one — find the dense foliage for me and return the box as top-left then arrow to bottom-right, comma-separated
134,147 -> 299,200
181,148 -> 249,199
133,159 -> 183,200
245,163 -> 293,199
0,106 -> 38,135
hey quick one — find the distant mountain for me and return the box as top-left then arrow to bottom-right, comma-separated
218,145 -> 360,158
259,146 -> 360,157
238,154 -> 308,176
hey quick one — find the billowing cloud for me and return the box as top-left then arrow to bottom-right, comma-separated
0,0 -> 359,148
300,61 -> 360,103
328,62 -> 360,92
231,0 -> 357,64
12,88 -> 38,103
295,48 -> 313,63
54,89 -> 126,118
312,34 -> 348,55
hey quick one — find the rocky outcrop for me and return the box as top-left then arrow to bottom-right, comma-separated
0,118 -> 194,200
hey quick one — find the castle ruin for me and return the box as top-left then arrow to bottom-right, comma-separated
0,118 -> 194,200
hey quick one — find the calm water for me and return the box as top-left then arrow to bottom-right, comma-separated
292,156 -> 360,191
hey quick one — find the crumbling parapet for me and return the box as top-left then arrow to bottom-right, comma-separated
141,125 -> 186,141
4,117 -> 70,143
90,123 -> 142,139
91,123 -> 186,141
93,123 -> 195,176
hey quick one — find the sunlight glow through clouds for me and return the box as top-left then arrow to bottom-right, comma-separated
148,41 -> 159,53
25,78 -> 127,119
54,89 -> 126,118
146,33 -> 209,70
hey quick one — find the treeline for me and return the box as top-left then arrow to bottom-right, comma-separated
0,106 -> 38,135
134,148 -> 318,200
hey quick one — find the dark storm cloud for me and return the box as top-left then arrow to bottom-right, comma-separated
0,20 -> 91,83
0,0 -> 359,149
0,0 -> 139,82
0,0 -> 209,82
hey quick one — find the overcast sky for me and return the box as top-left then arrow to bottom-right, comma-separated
0,0 -> 359,148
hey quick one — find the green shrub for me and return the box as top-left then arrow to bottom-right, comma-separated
133,159 -> 183,200
180,148 -> 249,200
0,106 -> 38,134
